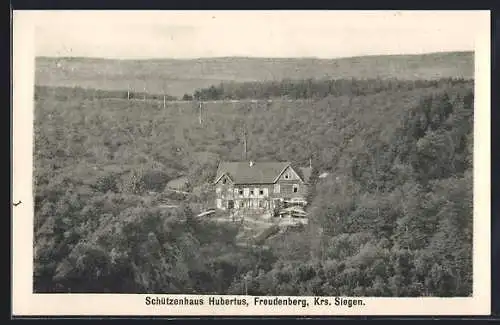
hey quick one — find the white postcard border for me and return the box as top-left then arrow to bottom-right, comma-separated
12,10 -> 491,316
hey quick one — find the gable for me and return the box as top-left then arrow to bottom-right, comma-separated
215,173 -> 233,185
275,165 -> 303,182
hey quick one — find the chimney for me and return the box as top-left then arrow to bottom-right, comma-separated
249,161 -> 254,167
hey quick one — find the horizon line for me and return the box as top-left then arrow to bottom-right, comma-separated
35,50 -> 474,62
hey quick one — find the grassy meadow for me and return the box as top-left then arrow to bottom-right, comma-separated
36,51 -> 473,98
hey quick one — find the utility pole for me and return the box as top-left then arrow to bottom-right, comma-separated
243,128 -> 247,161
163,80 -> 168,109
198,102 -> 203,125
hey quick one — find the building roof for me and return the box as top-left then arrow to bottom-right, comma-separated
166,176 -> 189,189
318,172 -> 331,179
280,206 -> 307,215
298,167 -> 312,183
196,210 -> 216,217
215,161 -> 312,185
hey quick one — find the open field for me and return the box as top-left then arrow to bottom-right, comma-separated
35,51 -> 473,97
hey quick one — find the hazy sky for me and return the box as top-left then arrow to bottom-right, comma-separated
28,10 -> 486,59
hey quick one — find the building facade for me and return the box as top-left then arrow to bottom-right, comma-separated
213,161 -> 312,211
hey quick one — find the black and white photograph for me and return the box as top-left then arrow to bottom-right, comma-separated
12,10 -> 490,316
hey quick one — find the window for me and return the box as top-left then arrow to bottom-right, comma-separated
240,201 -> 245,208
259,189 -> 264,195
223,178 -> 227,184
216,187 -> 221,193
250,190 -> 254,195
259,200 -> 265,208
239,189 -> 243,195
274,183 -> 280,193
293,184 -> 299,193
284,173 -> 289,179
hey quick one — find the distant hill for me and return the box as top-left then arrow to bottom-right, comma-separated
35,51 -> 473,98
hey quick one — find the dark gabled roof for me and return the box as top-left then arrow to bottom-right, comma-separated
215,161 -> 313,185
215,161 -> 290,185
298,167 -> 312,183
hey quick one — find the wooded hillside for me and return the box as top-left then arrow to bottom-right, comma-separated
34,77 -> 473,296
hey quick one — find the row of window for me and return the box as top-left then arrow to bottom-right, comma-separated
235,188 -> 268,196
217,187 -> 267,195
216,197 -> 306,210
234,200 -> 267,208
217,184 -> 300,195
216,198 -> 271,209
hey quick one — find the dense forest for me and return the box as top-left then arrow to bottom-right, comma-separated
191,78 -> 469,101
34,77 -> 473,296
35,85 -> 178,102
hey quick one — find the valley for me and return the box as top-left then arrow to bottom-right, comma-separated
33,52 -> 474,296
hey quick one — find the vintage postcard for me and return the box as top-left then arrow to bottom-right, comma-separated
12,10 -> 491,316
